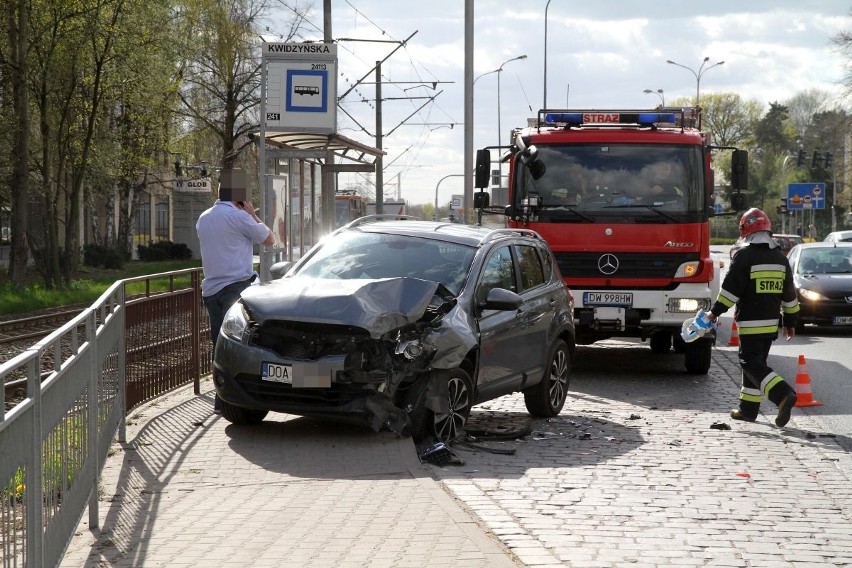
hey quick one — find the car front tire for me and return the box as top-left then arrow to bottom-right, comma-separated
524,339 -> 570,417
219,399 -> 268,425
407,368 -> 474,443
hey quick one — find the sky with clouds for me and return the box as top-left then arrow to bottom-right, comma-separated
266,1 -> 852,208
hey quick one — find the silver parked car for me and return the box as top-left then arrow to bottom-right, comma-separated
823,230 -> 852,244
212,216 -> 576,442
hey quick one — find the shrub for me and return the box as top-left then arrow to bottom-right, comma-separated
137,241 -> 192,262
82,244 -> 126,269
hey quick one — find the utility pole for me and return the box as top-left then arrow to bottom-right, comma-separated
375,61 -> 383,214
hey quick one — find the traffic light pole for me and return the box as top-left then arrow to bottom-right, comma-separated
779,154 -> 795,234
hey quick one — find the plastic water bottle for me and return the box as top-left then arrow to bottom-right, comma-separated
680,309 -> 713,343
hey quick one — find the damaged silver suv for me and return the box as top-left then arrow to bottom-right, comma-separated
212,216 -> 576,442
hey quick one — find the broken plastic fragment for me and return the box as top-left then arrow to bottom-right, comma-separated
710,422 -> 731,430
532,431 -> 559,440
735,472 -> 751,478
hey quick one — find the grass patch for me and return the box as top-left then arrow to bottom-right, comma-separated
0,260 -> 201,317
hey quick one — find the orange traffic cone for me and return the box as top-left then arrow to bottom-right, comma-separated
728,321 -> 740,347
793,354 -> 823,407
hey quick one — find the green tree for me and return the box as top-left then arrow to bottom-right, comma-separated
2,0 -> 31,285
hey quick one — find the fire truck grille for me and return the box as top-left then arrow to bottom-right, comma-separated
554,252 -> 699,279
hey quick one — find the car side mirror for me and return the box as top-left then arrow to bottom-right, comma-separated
269,261 -> 292,280
481,288 -> 523,311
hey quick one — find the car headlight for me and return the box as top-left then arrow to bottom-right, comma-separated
799,288 -> 827,302
222,301 -> 249,342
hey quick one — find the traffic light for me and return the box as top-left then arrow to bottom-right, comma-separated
796,148 -> 806,167
825,152 -> 833,168
811,151 -> 821,168
779,197 -> 788,214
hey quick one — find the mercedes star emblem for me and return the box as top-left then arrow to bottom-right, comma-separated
598,254 -> 619,275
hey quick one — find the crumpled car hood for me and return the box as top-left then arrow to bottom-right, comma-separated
241,277 -> 440,338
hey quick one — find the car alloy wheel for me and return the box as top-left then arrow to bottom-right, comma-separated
432,370 -> 473,442
524,339 -> 570,417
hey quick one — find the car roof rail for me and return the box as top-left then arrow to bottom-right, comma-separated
480,228 -> 544,245
343,214 -> 420,229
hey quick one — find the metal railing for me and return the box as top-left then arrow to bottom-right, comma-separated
0,268 -> 209,568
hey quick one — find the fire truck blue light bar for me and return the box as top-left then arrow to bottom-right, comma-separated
544,112 -> 677,126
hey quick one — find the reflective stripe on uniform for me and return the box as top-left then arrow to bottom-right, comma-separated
761,372 -> 785,395
750,263 -> 786,277
739,386 -> 762,403
737,319 -> 780,335
717,289 -> 738,308
782,298 -> 800,314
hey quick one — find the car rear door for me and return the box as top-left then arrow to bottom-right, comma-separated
510,242 -> 555,382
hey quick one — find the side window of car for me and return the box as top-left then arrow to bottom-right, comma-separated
476,246 -> 516,304
515,244 -> 546,291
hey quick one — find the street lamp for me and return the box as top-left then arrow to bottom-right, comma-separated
544,0 -> 553,109
666,57 -> 724,107
643,88 -> 665,107
475,54 -> 527,191
435,174 -> 465,221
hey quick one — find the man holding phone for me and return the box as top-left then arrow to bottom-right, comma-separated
196,169 -> 274,413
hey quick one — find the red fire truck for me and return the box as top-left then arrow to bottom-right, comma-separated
474,108 -> 748,374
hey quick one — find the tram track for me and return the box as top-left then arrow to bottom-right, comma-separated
1,306 -> 88,405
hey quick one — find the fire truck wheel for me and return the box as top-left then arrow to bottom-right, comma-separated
684,337 -> 712,374
672,332 -> 686,353
649,331 -> 672,354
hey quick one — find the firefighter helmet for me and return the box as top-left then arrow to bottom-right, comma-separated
739,208 -> 772,238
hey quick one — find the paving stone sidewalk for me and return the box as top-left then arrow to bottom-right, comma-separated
61,340 -> 852,567
60,382 -> 519,568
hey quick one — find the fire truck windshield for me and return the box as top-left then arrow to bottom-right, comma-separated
516,144 -> 705,221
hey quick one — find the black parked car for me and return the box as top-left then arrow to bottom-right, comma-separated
212,216 -> 576,442
786,242 -> 852,332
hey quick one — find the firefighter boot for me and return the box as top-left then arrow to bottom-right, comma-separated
775,393 -> 797,427
730,409 -> 757,422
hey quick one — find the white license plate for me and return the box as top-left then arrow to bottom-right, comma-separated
262,362 -> 293,384
584,292 -> 633,307
832,316 -> 852,325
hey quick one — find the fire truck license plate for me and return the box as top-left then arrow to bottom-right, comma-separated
262,362 -> 293,384
584,292 -> 633,307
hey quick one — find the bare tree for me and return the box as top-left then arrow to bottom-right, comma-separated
174,0 -> 309,170
786,88 -> 833,138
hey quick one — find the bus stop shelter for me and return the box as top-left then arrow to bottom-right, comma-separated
259,130 -> 383,279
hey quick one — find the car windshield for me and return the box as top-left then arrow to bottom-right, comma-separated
293,231 -> 477,296
798,247 -> 852,274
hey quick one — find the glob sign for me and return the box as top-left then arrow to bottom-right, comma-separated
174,179 -> 211,192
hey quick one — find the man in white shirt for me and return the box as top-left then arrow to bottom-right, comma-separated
196,169 -> 274,412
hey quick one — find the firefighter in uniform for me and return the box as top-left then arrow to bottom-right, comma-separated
707,208 -> 799,426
